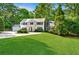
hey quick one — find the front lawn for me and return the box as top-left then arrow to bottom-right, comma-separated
0,33 -> 79,55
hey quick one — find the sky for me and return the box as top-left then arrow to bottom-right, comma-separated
14,3 -> 65,12
14,3 -> 38,11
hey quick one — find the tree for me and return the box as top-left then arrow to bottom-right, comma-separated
11,8 -> 30,24
64,4 -> 79,21
0,3 -> 18,30
53,4 -> 67,35
64,3 -> 79,36
0,3 -> 30,30
34,3 -> 54,31
35,3 -> 54,19
0,17 -> 5,32
28,12 -> 34,18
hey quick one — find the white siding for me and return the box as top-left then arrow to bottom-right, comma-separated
12,25 -> 20,32
20,18 -> 45,32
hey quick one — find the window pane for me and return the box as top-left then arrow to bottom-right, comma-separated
23,22 -> 27,25
30,22 -> 33,25
37,22 -> 43,25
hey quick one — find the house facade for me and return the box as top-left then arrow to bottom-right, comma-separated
12,24 -> 20,32
12,18 -> 54,32
20,18 -> 45,32
48,21 -> 55,31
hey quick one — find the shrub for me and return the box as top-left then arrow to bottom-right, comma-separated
0,18 -> 4,32
17,28 -> 28,33
35,27 -> 43,32
68,22 -> 79,36
48,30 -> 53,33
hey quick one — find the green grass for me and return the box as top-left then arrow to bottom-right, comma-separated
0,33 -> 79,55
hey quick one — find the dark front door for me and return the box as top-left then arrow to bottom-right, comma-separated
29,27 -> 32,32
31,27 -> 32,32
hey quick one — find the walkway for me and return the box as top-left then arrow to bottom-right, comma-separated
0,31 -> 41,39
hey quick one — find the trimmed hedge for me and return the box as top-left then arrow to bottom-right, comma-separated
35,27 -> 43,32
17,28 -> 28,33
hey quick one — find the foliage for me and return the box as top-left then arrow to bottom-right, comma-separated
67,20 -> 79,36
0,3 -> 18,30
34,3 -> 54,20
0,3 -> 79,36
63,3 -> 79,36
49,3 -> 79,36
28,12 -> 35,18
35,27 -> 43,32
34,3 -> 55,31
0,3 -> 30,30
15,8 -> 30,23
53,4 -> 66,35
17,28 -> 28,33
0,17 -> 4,32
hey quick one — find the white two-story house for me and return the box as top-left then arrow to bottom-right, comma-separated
20,18 -> 45,32
12,18 -> 54,32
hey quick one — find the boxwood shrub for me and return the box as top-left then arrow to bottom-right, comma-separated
35,27 -> 43,32
17,28 -> 28,33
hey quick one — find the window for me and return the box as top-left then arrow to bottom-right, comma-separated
23,22 -> 27,25
37,22 -> 43,25
30,22 -> 33,25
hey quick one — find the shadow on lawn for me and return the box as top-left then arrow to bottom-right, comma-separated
0,38 -> 57,55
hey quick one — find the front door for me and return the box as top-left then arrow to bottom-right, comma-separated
29,27 -> 32,32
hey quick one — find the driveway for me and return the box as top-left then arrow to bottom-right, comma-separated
0,31 -> 41,39
15,32 -> 41,36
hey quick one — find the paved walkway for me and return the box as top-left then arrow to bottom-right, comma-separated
15,32 -> 41,36
0,31 -> 41,39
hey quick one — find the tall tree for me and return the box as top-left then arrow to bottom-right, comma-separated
34,3 -> 54,31
0,3 -> 18,30
0,16 -> 5,32
12,8 -> 30,24
64,4 -> 79,21
28,12 -> 34,18
54,4 -> 66,35
64,3 -> 79,35
34,3 -> 54,19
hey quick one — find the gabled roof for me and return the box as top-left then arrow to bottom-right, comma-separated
20,18 -> 45,24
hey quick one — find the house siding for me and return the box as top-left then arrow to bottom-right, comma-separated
12,18 -> 54,32
12,25 -> 20,32
20,18 -> 45,32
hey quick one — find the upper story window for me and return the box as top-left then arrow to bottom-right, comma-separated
23,22 -> 27,25
37,22 -> 43,25
30,22 -> 33,25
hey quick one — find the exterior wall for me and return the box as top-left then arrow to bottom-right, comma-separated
35,22 -> 44,31
12,25 -> 21,32
12,19 -> 54,32
20,19 -> 45,32
27,22 -> 36,32
48,21 -> 54,30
